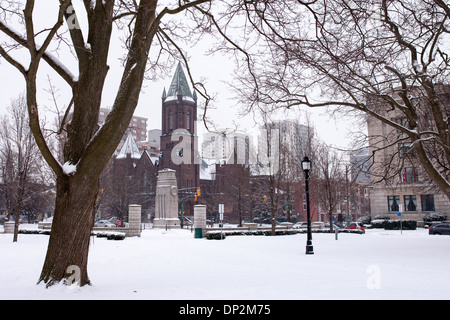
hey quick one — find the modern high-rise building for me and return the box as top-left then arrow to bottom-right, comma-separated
201,129 -> 251,163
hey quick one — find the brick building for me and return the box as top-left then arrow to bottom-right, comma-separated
98,63 -> 319,225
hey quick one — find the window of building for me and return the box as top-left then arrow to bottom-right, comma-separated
387,195 -> 400,212
186,112 -> 191,131
169,112 -> 174,130
404,195 -> 417,211
421,194 -> 435,211
399,143 -> 416,157
393,117 -> 408,133
400,167 -> 419,183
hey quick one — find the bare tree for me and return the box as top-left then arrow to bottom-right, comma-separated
231,0 -> 450,199
0,0 -> 246,287
315,143 -> 346,231
0,94 -> 40,241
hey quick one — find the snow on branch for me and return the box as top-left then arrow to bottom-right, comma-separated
0,7 -> 77,87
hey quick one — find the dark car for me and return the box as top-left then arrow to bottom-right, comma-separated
429,223 -> 450,235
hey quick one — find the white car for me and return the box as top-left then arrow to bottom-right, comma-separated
95,220 -> 116,228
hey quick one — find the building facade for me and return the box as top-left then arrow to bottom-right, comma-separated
159,63 -> 200,215
367,87 -> 450,220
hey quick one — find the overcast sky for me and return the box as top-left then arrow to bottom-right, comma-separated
0,1 -> 363,153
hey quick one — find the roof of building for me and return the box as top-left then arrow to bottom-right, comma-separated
116,132 -> 141,159
164,62 -> 196,102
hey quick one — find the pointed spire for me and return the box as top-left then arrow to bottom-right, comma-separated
162,87 -> 167,100
192,89 -> 198,102
167,62 -> 193,99
116,132 -> 141,159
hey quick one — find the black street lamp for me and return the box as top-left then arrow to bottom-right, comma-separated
302,156 -> 314,255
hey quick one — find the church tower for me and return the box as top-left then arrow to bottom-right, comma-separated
160,62 -> 199,192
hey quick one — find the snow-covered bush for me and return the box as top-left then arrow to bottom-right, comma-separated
205,228 -> 364,239
358,216 -> 371,225
206,232 -> 227,240
423,212 -> 447,224
374,214 -> 390,220
95,231 -> 126,240
384,220 -> 417,230
371,219 -> 387,229
19,229 -> 51,235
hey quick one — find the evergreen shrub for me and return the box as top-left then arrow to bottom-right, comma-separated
423,212 -> 447,224
384,220 -> 417,230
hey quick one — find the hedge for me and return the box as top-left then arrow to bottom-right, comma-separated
423,212 -> 447,224
370,219 -> 417,230
18,229 -> 51,235
384,220 -> 417,230
371,219 -> 388,229
205,228 -> 364,239
94,231 -> 126,240
18,229 -> 126,240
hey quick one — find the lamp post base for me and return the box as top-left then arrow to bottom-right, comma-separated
306,244 -> 314,255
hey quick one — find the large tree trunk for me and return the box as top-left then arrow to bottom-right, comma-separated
35,0 -> 159,287
1,0 -> 213,287
38,173 -> 99,287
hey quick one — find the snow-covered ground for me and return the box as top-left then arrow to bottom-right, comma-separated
1,225 -> 449,300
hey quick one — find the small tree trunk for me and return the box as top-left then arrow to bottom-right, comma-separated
13,207 -> 20,242
38,174 -> 98,287
328,211 -> 333,233
13,171 -> 26,242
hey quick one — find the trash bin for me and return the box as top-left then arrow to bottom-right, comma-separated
194,228 -> 203,239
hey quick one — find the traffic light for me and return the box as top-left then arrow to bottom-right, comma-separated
196,188 -> 201,197
263,195 -> 267,203
194,195 -> 198,202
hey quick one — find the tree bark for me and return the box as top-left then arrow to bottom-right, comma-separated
0,0 -> 212,287
36,0 -> 159,287
38,173 -> 99,287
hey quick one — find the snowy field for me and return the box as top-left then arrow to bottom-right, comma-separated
1,225 -> 449,300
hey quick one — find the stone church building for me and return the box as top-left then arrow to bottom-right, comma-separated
98,62 -> 302,225
99,63 -> 210,221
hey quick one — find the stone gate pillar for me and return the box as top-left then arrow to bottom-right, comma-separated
153,169 -> 180,229
3,221 -> 15,234
127,204 -> 142,237
194,204 -> 207,238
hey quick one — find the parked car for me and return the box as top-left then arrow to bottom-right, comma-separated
94,220 -> 116,228
345,222 -> 365,233
311,221 -> 325,229
429,223 -> 450,235
110,219 -> 127,227
324,223 -> 340,231
293,222 -> 308,229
